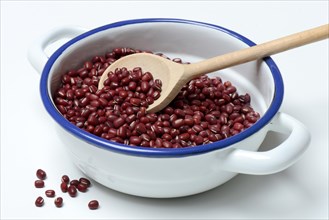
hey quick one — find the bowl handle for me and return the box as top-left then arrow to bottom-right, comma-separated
27,26 -> 86,74
219,112 -> 311,175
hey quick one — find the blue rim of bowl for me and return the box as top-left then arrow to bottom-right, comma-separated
40,18 -> 284,157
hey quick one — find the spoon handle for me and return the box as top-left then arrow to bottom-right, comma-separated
185,24 -> 329,77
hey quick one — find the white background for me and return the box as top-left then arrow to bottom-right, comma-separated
1,1 -> 328,219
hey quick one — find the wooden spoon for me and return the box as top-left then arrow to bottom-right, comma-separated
98,24 -> 329,113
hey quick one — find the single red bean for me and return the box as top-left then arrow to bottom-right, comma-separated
155,138 -> 163,148
162,141 -> 172,148
54,197 -> 63,208
164,107 -> 174,115
190,134 -> 197,141
36,169 -> 46,180
192,125 -> 203,133
129,136 -> 142,145
57,105 -> 67,114
68,185 -> 77,197
209,133 -> 219,142
194,135 -> 204,145
84,61 -> 93,70
172,119 -> 185,128
119,90 -> 128,99
180,126 -> 190,135
205,114 -> 217,125
79,97 -> 89,107
142,72 -> 153,81
128,81 -> 137,91
79,177 -> 91,187
35,196 -> 44,207
66,89 -> 74,100
136,123 -> 147,134
149,140 -> 156,147
173,143 -> 182,148
226,86 -> 236,94
56,88 -> 66,98
220,114 -> 228,125
234,116 -> 244,124
152,91 -> 161,100
130,98 -> 141,106
162,133 -> 172,141
61,175 -> 70,183
35,180 -> 44,188
169,114 -> 178,123
113,117 -> 125,128
45,189 -> 55,197
117,126 -> 127,138
77,183 -> 88,192
184,108 -> 194,116
179,133 -> 190,141
187,128 -> 196,135
140,140 -> 150,147
151,125 -> 163,135
111,137 -> 124,143
147,130 -> 156,140
209,124 -> 221,134
200,121 -> 209,129
199,130 -> 208,137
60,182 -> 68,193
70,179 -> 79,187
88,200 -> 99,210
174,109 -> 185,118
139,133 -> 150,142
141,81 -> 150,92
140,116 -> 150,124
233,122 -> 244,131
90,100 -> 100,108
87,94 -> 98,101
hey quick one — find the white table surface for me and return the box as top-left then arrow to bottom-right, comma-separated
1,1 -> 328,219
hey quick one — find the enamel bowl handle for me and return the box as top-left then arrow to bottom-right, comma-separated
27,26 -> 86,74
219,112 -> 311,175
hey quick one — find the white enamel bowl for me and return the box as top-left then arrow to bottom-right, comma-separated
28,18 -> 311,198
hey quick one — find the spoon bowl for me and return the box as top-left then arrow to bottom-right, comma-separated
98,24 -> 328,113
98,53 -> 186,112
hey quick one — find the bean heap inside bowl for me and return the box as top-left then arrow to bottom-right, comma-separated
54,48 -> 260,148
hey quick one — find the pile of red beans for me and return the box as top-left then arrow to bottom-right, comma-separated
34,169 -> 99,210
54,48 -> 260,148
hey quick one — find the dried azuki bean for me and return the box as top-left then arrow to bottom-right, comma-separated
45,189 -> 55,197
130,136 -> 142,145
172,119 -> 185,128
233,122 -> 244,131
79,177 -> 91,187
88,200 -> 99,210
70,179 -> 79,187
36,169 -> 47,180
130,98 -> 141,106
68,185 -> 77,197
54,197 -> 63,208
60,182 -> 68,193
61,175 -> 70,183
54,48 -> 260,148
77,183 -> 88,192
113,117 -> 125,128
142,72 -> 153,81
35,196 -> 44,207
35,180 -> 45,188
194,135 -> 204,145
205,114 -> 217,125
162,141 -> 172,148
